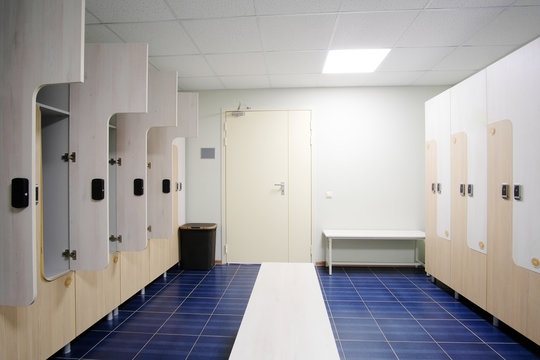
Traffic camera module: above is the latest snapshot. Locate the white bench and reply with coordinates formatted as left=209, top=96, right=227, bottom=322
left=229, top=263, right=339, bottom=360
left=323, top=230, right=426, bottom=275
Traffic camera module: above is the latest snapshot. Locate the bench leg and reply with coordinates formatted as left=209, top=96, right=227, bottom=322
left=328, top=238, right=332, bottom=276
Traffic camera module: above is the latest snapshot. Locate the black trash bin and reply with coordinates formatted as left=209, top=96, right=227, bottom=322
left=179, top=223, right=217, bottom=270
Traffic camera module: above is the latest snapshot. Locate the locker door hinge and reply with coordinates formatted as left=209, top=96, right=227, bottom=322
left=109, top=158, right=122, bottom=166
left=62, top=249, right=77, bottom=260
left=147, top=225, right=152, bottom=232
left=225, top=244, right=228, bottom=254
left=147, top=162, right=152, bottom=169
left=109, top=235, right=123, bottom=243
left=61, top=152, right=76, bottom=162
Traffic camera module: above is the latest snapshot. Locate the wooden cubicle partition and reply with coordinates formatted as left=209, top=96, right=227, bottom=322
left=0, top=0, right=84, bottom=307
left=69, top=43, right=148, bottom=272
left=116, top=71, right=178, bottom=252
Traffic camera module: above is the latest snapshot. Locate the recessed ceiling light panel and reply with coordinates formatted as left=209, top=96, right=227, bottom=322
left=323, top=49, right=391, bottom=74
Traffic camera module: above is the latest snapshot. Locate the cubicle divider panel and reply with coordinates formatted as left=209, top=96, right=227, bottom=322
left=116, top=71, right=178, bottom=252
left=69, top=43, right=148, bottom=271
left=486, top=120, right=528, bottom=334
left=0, top=0, right=84, bottom=306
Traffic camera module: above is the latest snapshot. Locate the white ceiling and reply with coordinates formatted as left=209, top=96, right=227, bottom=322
left=85, top=0, right=540, bottom=91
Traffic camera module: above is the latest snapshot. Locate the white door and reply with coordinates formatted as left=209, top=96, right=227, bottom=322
left=225, top=110, right=311, bottom=263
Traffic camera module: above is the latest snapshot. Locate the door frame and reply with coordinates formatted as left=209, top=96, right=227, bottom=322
left=220, top=109, right=313, bottom=264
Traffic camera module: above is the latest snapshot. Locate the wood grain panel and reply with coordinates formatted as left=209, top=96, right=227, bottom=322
left=69, top=43, right=148, bottom=271
left=450, top=132, right=486, bottom=308
left=0, top=0, right=84, bottom=306
left=75, top=253, right=121, bottom=336
left=150, top=145, right=181, bottom=279
left=116, top=71, right=177, bottom=252
left=424, top=141, right=437, bottom=276
left=120, top=248, right=150, bottom=303
left=147, top=94, right=192, bottom=239
left=177, top=92, right=199, bottom=137
left=486, top=120, right=528, bottom=334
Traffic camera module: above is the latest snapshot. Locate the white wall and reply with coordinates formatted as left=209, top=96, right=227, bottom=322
left=186, top=86, right=446, bottom=263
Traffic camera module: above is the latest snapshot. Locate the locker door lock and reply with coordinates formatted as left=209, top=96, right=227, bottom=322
left=436, top=183, right=441, bottom=194
left=467, top=184, right=474, bottom=197
left=459, top=184, right=466, bottom=197
left=431, top=183, right=436, bottom=193
left=501, top=183, right=509, bottom=199
left=514, top=184, right=522, bottom=201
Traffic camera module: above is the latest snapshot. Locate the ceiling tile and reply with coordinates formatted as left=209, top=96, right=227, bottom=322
left=464, top=6, right=540, bottom=46
left=254, top=0, right=341, bottom=15
left=183, top=17, right=262, bottom=53
left=397, top=8, right=503, bottom=47
left=340, top=0, right=429, bottom=11
left=378, top=47, right=455, bottom=71
left=85, top=11, right=101, bottom=24
left=427, top=0, right=515, bottom=8
left=434, top=45, right=515, bottom=70
left=165, top=0, right=255, bottom=19
left=85, top=0, right=175, bottom=23
left=220, top=75, right=271, bottom=89
left=108, top=21, right=198, bottom=56
left=265, top=51, right=327, bottom=74
left=85, top=24, right=124, bottom=43
left=331, top=12, right=419, bottom=49
left=178, top=76, right=224, bottom=91
left=150, top=55, right=214, bottom=76
left=149, top=63, right=160, bottom=72
left=413, top=69, right=475, bottom=85
left=360, top=71, right=425, bottom=86
left=206, top=53, right=266, bottom=76
left=269, top=74, right=323, bottom=88
left=259, top=14, right=336, bottom=51
left=513, top=0, right=540, bottom=4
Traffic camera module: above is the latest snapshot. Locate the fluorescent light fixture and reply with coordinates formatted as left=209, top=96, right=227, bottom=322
left=323, top=49, right=391, bottom=74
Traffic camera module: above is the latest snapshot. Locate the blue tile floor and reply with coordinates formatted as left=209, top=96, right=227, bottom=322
left=50, top=264, right=540, bottom=360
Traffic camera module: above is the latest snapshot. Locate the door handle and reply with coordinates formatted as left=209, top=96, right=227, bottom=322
left=274, top=182, right=285, bottom=196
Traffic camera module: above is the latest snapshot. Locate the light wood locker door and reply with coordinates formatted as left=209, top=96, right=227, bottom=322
left=150, top=145, right=181, bottom=280
left=177, top=92, right=199, bottom=137
left=449, top=71, right=487, bottom=308
left=488, top=38, right=540, bottom=274
left=425, top=91, right=452, bottom=286
left=487, top=37, right=540, bottom=344
left=0, top=0, right=84, bottom=306
left=69, top=43, right=148, bottom=271
left=116, top=71, right=178, bottom=252
left=450, top=133, right=487, bottom=308
left=486, top=120, right=528, bottom=335
left=425, top=141, right=437, bottom=276
left=147, top=93, right=194, bottom=240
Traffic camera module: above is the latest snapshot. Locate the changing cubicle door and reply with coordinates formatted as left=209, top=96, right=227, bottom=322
left=109, top=122, right=118, bottom=253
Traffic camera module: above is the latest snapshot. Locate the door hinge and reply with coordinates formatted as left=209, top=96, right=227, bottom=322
left=109, top=235, right=122, bottom=243
left=109, top=158, right=122, bottom=166
left=225, top=244, right=228, bottom=254
left=147, top=162, right=151, bottom=169
left=147, top=225, right=152, bottom=232
left=62, top=249, right=77, bottom=260
left=61, top=152, right=76, bottom=162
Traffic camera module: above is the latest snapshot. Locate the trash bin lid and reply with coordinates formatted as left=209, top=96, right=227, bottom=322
left=180, top=223, right=217, bottom=230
